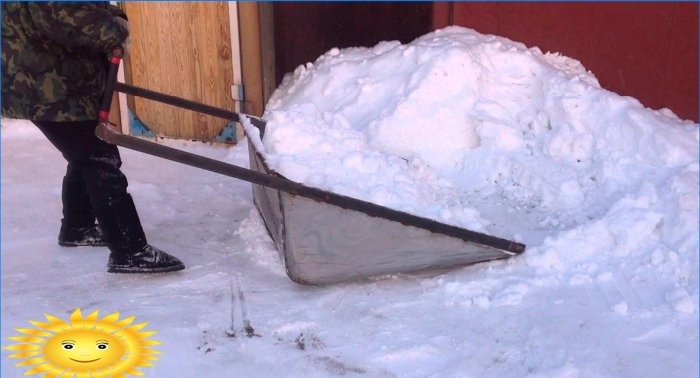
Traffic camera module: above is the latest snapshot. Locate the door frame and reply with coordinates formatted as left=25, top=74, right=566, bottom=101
left=117, top=2, right=275, bottom=135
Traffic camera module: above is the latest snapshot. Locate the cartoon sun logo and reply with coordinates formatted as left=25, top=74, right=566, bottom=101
left=5, top=308, right=161, bottom=377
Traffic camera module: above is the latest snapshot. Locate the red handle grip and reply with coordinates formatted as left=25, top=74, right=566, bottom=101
left=99, top=47, right=124, bottom=123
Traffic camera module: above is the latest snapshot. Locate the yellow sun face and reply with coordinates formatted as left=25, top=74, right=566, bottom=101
left=5, top=308, right=161, bottom=377
left=43, top=329, right=125, bottom=370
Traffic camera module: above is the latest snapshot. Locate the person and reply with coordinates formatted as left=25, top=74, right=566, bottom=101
left=1, top=2, right=185, bottom=273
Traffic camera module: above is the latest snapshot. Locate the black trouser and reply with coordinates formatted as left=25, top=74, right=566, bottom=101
left=33, top=120, right=147, bottom=254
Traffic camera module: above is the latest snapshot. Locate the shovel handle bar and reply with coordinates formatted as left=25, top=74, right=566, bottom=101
left=99, top=47, right=123, bottom=123
left=114, top=82, right=267, bottom=132
left=99, top=62, right=525, bottom=254
left=95, top=123, right=525, bottom=255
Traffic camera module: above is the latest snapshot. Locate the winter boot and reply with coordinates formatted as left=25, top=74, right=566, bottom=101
left=58, top=169, right=107, bottom=247
left=94, top=194, right=185, bottom=274
left=107, top=245, right=185, bottom=273
left=58, top=221, right=107, bottom=247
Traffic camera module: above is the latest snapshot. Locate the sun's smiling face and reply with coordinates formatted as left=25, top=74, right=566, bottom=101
left=44, top=329, right=125, bottom=370
left=5, top=308, right=161, bottom=377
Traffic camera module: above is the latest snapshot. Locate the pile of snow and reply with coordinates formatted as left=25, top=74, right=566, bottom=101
left=248, top=25, right=698, bottom=312
left=254, top=26, right=697, bottom=240
left=249, top=27, right=698, bottom=274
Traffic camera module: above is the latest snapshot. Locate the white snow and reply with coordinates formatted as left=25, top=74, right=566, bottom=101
left=2, top=26, right=698, bottom=377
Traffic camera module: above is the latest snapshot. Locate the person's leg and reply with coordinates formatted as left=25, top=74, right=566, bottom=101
left=33, top=120, right=106, bottom=246
left=57, top=165, right=108, bottom=246
left=32, top=120, right=184, bottom=273
left=61, top=165, right=97, bottom=228
left=75, top=133, right=185, bottom=273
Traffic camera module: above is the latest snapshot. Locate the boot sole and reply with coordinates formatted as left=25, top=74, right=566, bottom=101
left=107, top=263, right=185, bottom=274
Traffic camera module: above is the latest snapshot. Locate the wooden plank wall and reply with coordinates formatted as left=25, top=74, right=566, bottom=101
left=124, top=2, right=236, bottom=140
left=434, top=2, right=699, bottom=122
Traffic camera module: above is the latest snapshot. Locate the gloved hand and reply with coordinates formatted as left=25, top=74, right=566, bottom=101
left=114, top=17, right=131, bottom=58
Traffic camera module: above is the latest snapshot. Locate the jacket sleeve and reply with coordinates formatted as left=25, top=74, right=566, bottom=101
left=26, top=2, right=128, bottom=54
left=106, top=3, right=128, bottom=21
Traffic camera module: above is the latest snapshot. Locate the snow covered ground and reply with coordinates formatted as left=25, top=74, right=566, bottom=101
left=2, top=26, right=699, bottom=377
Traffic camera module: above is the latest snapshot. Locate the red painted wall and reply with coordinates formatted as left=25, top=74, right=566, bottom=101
left=434, top=2, right=698, bottom=122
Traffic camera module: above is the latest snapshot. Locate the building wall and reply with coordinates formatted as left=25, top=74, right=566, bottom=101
left=435, top=2, right=698, bottom=122
left=273, top=2, right=434, bottom=86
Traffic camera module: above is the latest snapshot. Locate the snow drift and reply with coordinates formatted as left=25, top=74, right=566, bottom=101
left=251, top=25, right=698, bottom=313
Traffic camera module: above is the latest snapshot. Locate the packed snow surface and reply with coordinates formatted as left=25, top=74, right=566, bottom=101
left=3, top=27, right=698, bottom=377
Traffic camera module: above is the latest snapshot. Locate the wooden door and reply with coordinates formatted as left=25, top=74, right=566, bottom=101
left=124, top=2, right=238, bottom=141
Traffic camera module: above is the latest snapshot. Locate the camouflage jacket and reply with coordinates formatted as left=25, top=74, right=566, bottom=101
left=1, top=2, right=128, bottom=122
